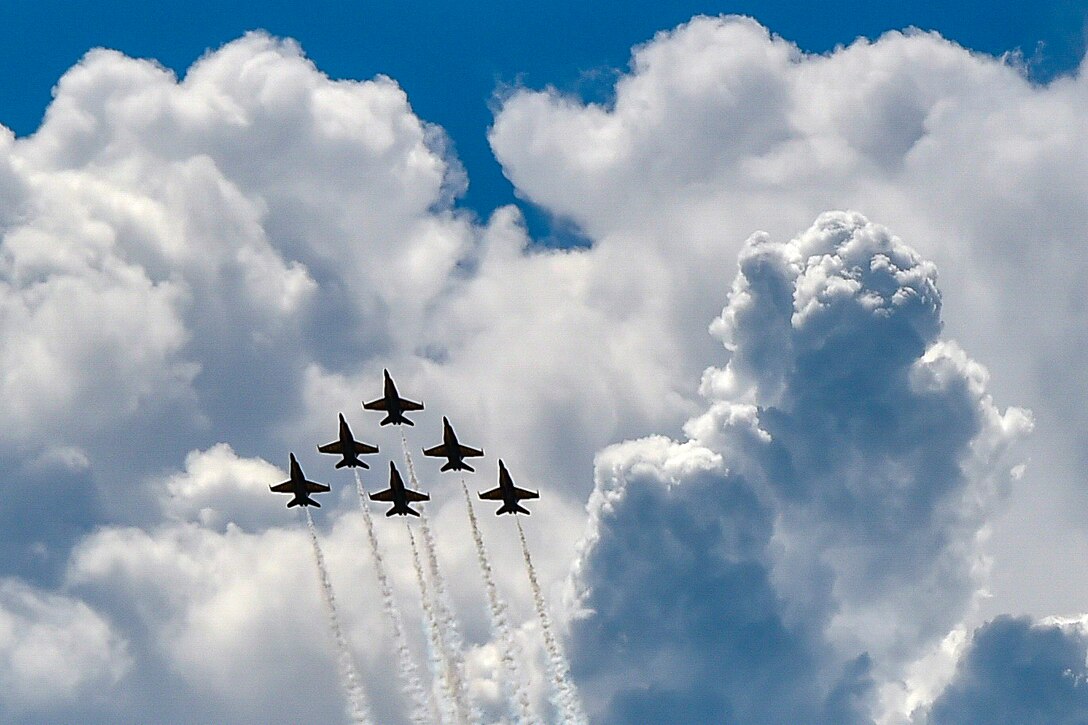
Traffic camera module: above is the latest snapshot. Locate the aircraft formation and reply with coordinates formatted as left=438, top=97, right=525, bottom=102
left=269, top=369, right=540, bottom=515
left=268, top=370, right=587, bottom=725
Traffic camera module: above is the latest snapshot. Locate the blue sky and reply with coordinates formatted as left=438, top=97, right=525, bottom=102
left=1, top=0, right=1085, bottom=235
left=1, top=3, right=1088, bottom=724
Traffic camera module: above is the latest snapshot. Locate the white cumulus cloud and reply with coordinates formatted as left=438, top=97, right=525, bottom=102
left=490, top=12, right=1088, bottom=625
left=567, top=213, right=1029, bottom=723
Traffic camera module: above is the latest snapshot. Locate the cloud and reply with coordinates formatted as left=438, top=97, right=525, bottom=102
left=0, top=580, right=130, bottom=716
left=158, top=443, right=292, bottom=532
left=0, top=31, right=490, bottom=721
left=924, top=616, right=1088, bottom=724
left=65, top=516, right=382, bottom=724
left=567, top=213, right=1029, bottom=723
left=490, top=10, right=1088, bottom=628
left=0, top=31, right=479, bottom=463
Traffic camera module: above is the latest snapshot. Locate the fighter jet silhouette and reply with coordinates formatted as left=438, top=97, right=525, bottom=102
left=362, top=369, right=424, bottom=426
left=478, top=460, right=539, bottom=515
left=317, top=413, right=379, bottom=469
left=269, top=453, right=331, bottom=507
left=369, top=461, right=430, bottom=516
left=423, top=417, right=484, bottom=472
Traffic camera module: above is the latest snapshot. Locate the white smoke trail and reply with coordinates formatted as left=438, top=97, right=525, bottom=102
left=461, top=477, right=537, bottom=725
left=401, top=432, right=476, bottom=724
left=408, top=522, right=460, bottom=724
left=354, top=470, right=434, bottom=725
left=418, top=512, right=474, bottom=721
left=304, top=508, right=373, bottom=725
left=516, top=517, right=587, bottom=725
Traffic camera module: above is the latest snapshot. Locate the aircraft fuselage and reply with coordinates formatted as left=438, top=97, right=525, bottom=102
left=442, top=422, right=466, bottom=468
left=338, top=418, right=361, bottom=467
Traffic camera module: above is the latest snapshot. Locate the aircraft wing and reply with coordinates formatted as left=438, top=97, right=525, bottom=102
left=306, top=481, right=331, bottom=493
left=478, top=487, right=503, bottom=500
left=512, top=487, right=539, bottom=500
left=369, top=488, right=395, bottom=502
left=317, top=441, right=342, bottom=454
left=353, top=441, right=379, bottom=455
left=362, top=398, right=388, bottom=411
left=270, top=481, right=294, bottom=493
left=422, top=444, right=448, bottom=457
left=404, top=490, right=430, bottom=502
left=399, top=398, right=424, bottom=411
left=458, top=444, right=484, bottom=458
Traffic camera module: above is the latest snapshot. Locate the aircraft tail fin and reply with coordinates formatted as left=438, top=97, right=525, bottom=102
left=335, top=459, right=349, bottom=469
left=384, top=504, right=420, bottom=517
left=497, top=502, right=530, bottom=516
left=440, top=461, right=474, bottom=472
left=382, top=413, right=414, bottom=426
left=287, top=499, right=300, bottom=508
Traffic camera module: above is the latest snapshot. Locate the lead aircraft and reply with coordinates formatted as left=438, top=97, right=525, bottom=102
left=423, top=417, right=484, bottom=472
left=363, top=369, right=424, bottom=426
left=479, top=460, right=539, bottom=515
left=369, top=461, right=430, bottom=516
left=317, top=413, right=379, bottom=468
left=270, top=453, right=331, bottom=508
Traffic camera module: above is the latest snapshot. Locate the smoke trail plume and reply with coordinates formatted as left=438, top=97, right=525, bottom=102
left=401, top=432, right=476, bottom=724
left=354, top=470, right=434, bottom=725
left=516, top=517, right=587, bottom=725
left=461, top=477, right=536, bottom=724
left=304, top=508, right=373, bottom=725
left=408, top=522, right=461, bottom=724
left=418, top=512, right=474, bottom=722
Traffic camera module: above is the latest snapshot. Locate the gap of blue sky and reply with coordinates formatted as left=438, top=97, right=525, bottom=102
left=1, top=0, right=1084, bottom=242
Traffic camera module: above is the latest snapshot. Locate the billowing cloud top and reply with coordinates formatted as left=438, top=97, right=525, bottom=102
left=569, top=212, right=1030, bottom=723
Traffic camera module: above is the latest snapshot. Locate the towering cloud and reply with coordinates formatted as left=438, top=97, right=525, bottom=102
left=568, top=213, right=1030, bottom=723
left=488, top=18, right=1088, bottom=558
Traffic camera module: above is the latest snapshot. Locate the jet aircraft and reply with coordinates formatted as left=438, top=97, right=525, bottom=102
left=270, top=453, right=331, bottom=508
left=369, top=461, right=430, bottom=516
left=479, top=460, right=539, bottom=515
left=363, top=369, right=424, bottom=426
left=423, top=417, right=484, bottom=472
left=317, top=413, right=380, bottom=469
